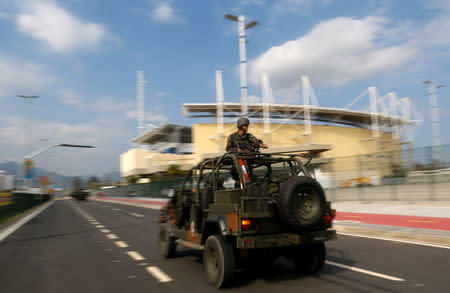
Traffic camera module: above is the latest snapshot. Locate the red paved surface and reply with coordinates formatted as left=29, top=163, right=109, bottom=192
left=94, top=197, right=450, bottom=231
left=335, top=212, right=450, bottom=231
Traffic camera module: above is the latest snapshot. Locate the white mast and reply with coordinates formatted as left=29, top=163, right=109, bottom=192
left=137, top=70, right=145, bottom=137
left=215, top=70, right=225, bottom=150
left=425, top=80, right=443, bottom=164
left=238, top=15, right=248, bottom=117
left=261, top=72, right=273, bottom=146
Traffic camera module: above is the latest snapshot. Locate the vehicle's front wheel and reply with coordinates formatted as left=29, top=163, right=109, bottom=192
left=291, top=242, right=326, bottom=274
left=160, top=224, right=176, bottom=258
left=203, top=235, right=235, bottom=288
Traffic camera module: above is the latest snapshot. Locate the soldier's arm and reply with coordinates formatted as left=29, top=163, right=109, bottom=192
left=226, top=135, right=238, bottom=152
left=248, top=134, right=261, bottom=147
left=249, top=134, right=268, bottom=149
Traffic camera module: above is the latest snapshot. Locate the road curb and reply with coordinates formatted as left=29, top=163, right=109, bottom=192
left=334, top=224, right=450, bottom=249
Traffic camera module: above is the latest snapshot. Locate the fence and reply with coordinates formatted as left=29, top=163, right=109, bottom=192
left=319, top=144, right=450, bottom=201
left=0, top=192, right=51, bottom=223
left=96, top=178, right=184, bottom=198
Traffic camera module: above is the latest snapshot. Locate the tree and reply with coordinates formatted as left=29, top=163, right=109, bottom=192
left=88, top=176, right=100, bottom=190
left=167, top=165, right=186, bottom=176
left=72, top=177, right=82, bottom=191
left=102, top=176, right=113, bottom=186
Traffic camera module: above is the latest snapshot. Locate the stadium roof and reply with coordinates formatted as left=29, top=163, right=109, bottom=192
left=183, top=103, right=411, bottom=128
left=133, top=124, right=191, bottom=145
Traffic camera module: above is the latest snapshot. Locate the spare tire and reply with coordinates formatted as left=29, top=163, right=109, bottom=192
left=277, top=176, right=326, bottom=230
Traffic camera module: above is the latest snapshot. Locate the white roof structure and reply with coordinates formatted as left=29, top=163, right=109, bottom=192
left=183, top=72, right=422, bottom=146
left=183, top=102, right=409, bottom=128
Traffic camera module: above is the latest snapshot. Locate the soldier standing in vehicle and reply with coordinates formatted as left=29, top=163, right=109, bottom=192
left=226, top=118, right=267, bottom=152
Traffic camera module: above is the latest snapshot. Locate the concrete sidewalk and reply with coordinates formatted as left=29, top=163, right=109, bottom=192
left=332, top=201, right=450, bottom=247
left=333, top=201, right=450, bottom=218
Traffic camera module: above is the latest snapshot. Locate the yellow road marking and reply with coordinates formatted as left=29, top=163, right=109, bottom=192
left=407, top=220, right=433, bottom=223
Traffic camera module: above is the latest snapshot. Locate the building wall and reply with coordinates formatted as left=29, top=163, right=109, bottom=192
left=120, top=149, right=150, bottom=177
left=146, top=153, right=198, bottom=173
left=192, top=123, right=400, bottom=159
left=120, top=149, right=198, bottom=178
left=121, top=123, right=401, bottom=179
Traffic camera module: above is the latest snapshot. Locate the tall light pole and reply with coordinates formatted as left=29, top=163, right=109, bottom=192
left=424, top=81, right=445, bottom=166
left=17, top=95, right=38, bottom=186
left=136, top=71, right=145, bottom=137
left=225, top=14, right=259, bottom=117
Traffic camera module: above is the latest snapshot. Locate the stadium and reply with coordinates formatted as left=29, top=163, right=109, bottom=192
left=120, top=72, right=421, bottom=186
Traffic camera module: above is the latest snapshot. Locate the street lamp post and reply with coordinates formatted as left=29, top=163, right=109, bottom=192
left=424, top=81, right=446, bottom=167
left=225, top=14, right=259, bottom=117
left=17, top=95, right=38, bottom=186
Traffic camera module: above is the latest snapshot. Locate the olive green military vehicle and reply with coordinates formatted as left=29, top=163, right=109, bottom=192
left=159, top=151, right=336, bottom=288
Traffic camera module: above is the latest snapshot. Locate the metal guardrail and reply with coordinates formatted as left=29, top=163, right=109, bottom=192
left=0, top=192, right=50, bottom=223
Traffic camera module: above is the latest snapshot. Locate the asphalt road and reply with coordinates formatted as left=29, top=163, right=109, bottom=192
left=0, top=199, right=449, bottom=293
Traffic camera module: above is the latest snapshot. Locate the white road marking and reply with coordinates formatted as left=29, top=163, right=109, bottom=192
left=130, top=213, right=144, bottom=218
left=126, top=251, right=145, bottom=261
left=115, top=241, right=129, bottom=248
left=91, top=222, right=100, bottom=225
left=95, top=225, right=104, bottom=228
left=0, top=201, right=54, bottom=243
left=325, top=261, right=405, bottom=281
left=106, top=234, right=118, bottom=239
left=338, top=232, right=450, bottom=250
left=146, top=266, right=172, bottom=283
left=113, top=208, right=120, bottom=211
left=100, top=229, right=111, bottom=233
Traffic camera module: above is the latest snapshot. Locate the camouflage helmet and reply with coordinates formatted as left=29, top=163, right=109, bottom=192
left=237, top=117, right=250, bottom=129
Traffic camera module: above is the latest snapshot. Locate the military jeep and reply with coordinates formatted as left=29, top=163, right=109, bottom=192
left=159, top=151, right=336, bottom=288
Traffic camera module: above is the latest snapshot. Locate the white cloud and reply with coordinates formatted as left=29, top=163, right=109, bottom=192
left=150, top=1, right=181, bottom=23
left=125, top=109, right=168, bottom=123
left=58, top=89, right=133, bottom=112
left=0, top=53, right=53, bottom=97
left=232, top=0, right=265, bottom=12
left=16, top=1, right=115, bottom=53
left=419, top=9, right=450, bottom=49
left=58, top=88, right=84, bottom=107
left=249, top=16, right=417, bottom=90
left=248, top=95, right=261, bottom=103
left=93, top=97, right=134, bottom=112
left=0, top=114, right=132, bottom=175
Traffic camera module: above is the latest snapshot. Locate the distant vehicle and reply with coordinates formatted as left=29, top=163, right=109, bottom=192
left=72, top=189, right=89, bottom=201
left=159, top=150, right=336, bottom=288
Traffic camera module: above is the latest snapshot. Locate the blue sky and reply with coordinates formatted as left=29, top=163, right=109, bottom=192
left=0, top=0, right=449, bottom=176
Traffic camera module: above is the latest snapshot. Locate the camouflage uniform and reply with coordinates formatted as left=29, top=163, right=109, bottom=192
left=226, top=132, right=261, bottom=152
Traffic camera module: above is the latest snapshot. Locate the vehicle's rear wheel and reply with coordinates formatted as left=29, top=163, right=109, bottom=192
left=160, top=224, right=176, bottom=258
left=278, top=176, right=327, bottom=230
left=203, top=235, right=235, bottom=288
left=291, top=242, right=326, bottom=274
